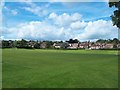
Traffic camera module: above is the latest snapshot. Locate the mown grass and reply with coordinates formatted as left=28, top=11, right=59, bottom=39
left=2, top=49, right=118, bottom=88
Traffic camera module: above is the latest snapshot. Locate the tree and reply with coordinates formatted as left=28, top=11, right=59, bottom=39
left=2, top=40, right=9, bottom=48
left=61, top=42, right=69, bottom=49
left=112, top=38, right=119, bottom=44
left=109, top=0, right=120, bottom=28
left=46, top=41, right=54, bottom=49
left=67, top=39, right=79, bottom=43
left=96, top=39, right=106, bottom=43
left=13, top=40, right=17, bottom=48
left=16, top=39, right=28, bottom=48
left=34, top=43, right=40, bottom=49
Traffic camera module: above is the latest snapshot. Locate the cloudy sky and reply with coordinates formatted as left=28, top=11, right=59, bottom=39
left=1, top=1, right=118, bottom=41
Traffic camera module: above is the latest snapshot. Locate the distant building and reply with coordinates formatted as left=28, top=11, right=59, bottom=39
left=1, top=39, right=120, bottom=50
left=104, top=44, right=114, bottom=49
left=53, top=43, right=62, bottom=49
left=117, top=44, right=120, bottom=49
left=28, top=40, right=35, bottom=48
left=78, top=42, right=89, bottom=49
left=89, top=45, right=101, bottom=50
left=67, top=43, right=79, bottom=49
left=40, top=42, right=47, bottom=49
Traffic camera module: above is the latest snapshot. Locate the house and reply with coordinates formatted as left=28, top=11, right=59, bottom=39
left=89, top=43, right=106, bottom=50
left=53, top=42, right=69, bottom=49
left=103, top=44, right=114, bottom=49
left=53, top=43, right=62, bottom=49
left=117, top=44, right=120, bottom=49
left=78, top=44, right=84, bottom=49
left=89, top=44, right=101, bottom=50
left=67, top=43, right=79, bottom=49
left=28, top=40, right=35, bottom=48
left=61, top=42, right=69, bottom=49
left=78, top=42, right=89, bottom=49
left=40, top=42, right=47, bottom=49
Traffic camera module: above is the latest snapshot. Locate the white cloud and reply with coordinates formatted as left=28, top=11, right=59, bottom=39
left=49, top=12, right=82, bottom=27
left=22, top=2, right=49, bottom=17
left=71, top=13, right=82, bottom=21
left=76, top=20, right=118, bottom=40
left=49, top=12, right=57, bottom=19
left=3, top=6, right=18, bottom=16
left=70, top=21, right=87, bottom=30
left=4, top=21, right=66, bottom=40
left=2, top=13, right=118, bottom=41
left=0, top=36, right=4, bottom=40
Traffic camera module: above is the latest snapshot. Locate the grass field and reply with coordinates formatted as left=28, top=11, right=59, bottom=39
left=2, top=49, right=118, bottom=88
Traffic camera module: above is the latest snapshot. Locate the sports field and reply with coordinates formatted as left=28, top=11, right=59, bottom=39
left=2, top=49, right=118, bottom=88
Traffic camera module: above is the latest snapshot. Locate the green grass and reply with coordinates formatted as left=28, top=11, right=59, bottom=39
left=2, top=49, right=118, bottom=88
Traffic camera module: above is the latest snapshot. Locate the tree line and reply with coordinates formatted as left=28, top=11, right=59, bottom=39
left=1, top=38, right=120, bottom=49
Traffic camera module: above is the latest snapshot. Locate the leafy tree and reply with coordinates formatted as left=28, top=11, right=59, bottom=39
left=21, top=39, right=27, bottom=46
left=109, top=0, right=120, bottom=28
left=16, top=39, right=28, bottom=48
left=67, top=39, right=79, bottom=43
left=96, top=39, right=107, bottom=43
left=107, top=39, right=113, bottom=43
left=13, top=40, right=17, bottom=47
left=112, top=38, right=119, bottom=44
left=34, top=43, right=40, bottom=49
left=2, top=40, right=9, bottom=48
left=46, top=41, right=54, bottom=49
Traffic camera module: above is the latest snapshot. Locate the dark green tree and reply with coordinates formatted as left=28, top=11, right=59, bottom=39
left=109, top=0, right=120, bottom=28
left=96, top=39, right=106, bottom=43
left=112, top=38, right=119, bottom=44
left=67, top=39, right=79, bottom=43
left=46, top=41, right=54, bottom=49
left=16, top=39, right=28, bottom=48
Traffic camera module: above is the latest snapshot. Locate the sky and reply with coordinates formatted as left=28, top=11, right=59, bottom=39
left=0, top=0, right=119, bottom=41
